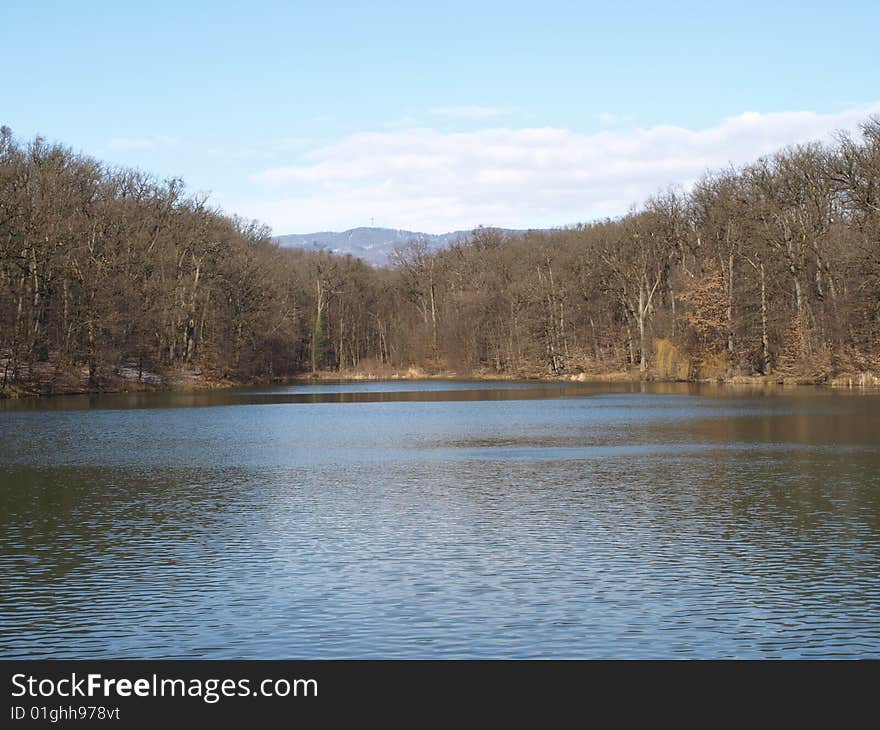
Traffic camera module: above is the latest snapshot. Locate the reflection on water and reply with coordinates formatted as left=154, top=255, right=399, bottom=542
left=1, top=381, right=879, bottom=658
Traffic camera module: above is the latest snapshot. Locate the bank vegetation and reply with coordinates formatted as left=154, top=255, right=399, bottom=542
left=2, top=118, right=879, bottom=395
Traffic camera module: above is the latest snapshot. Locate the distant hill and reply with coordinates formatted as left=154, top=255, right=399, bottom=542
left=274, top=227, right=522, bottom=266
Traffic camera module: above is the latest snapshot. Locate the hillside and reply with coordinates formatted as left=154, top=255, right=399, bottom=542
left=2, top=118, right=879, bottom=396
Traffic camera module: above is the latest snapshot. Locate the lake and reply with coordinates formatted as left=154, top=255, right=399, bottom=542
left=1, top=380, right=879, bottom=658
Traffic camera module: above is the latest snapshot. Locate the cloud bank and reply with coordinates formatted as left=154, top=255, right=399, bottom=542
left=242, top=103, right=880, bottom=235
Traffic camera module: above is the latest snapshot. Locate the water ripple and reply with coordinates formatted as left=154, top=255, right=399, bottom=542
left=1, top=381, right=879, bottom=658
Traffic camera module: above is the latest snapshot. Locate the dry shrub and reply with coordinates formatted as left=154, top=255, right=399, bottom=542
left=697, top=351, right=729, bottom=380
left=654, top=338, right=691, bottom=380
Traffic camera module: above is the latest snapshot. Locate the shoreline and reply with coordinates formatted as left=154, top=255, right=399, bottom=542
left=3, top=365, right=879, bottom=399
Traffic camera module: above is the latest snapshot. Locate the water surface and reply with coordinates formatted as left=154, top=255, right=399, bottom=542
left=1, top=380, right=879, bottom=658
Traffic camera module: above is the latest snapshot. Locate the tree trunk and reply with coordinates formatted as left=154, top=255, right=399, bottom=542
left=638, top=287, right=647, bottom=373
left=727, top=253, right=734, bottom=354
left=760, top=261, right=770, bottom=374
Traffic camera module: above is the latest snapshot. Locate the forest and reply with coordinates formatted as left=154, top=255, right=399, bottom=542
left=1, top=118, right=879, bottom=395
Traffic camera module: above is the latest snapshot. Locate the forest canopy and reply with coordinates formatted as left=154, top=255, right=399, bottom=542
left=1, top=118, right=879, bottom=394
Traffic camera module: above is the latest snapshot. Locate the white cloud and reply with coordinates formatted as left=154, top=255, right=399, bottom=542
left=108, top=135, right=178, bottom=151
left=239, top=103, right=880, bottom=234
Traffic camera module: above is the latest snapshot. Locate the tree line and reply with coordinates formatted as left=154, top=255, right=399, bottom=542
left=1, top=118, right=878, bottom=394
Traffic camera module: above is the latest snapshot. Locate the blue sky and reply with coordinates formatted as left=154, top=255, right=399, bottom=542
left=3, top=1, right=879, bottom=233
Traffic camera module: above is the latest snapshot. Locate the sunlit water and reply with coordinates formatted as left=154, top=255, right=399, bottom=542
left=1, top=380, right=879, bottom=658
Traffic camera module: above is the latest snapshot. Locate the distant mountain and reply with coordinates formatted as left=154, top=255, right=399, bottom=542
left=274, top=227, right=521, bottom=266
